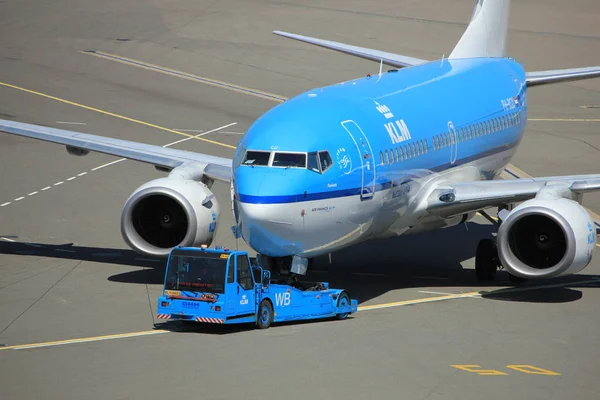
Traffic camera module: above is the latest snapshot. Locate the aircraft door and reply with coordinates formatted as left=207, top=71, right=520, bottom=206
left=448, top=121, right=458, bottom=165
left=234, top=254, right=256, bottom=316
left=341, top=120, right=376, bottom=200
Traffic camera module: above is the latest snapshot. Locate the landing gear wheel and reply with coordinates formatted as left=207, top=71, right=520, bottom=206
left=475, top=239, right=498, bottom=281
left=336, top=291, right=351, bottom=320
left=256, top=300, right=273, bottom=329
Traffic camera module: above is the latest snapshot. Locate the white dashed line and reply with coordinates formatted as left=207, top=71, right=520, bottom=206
left=91, top=158, right=127, bottom=171
left=1, top=237, right=16, bottom=242
left=0, top=122, right=237, bottom=208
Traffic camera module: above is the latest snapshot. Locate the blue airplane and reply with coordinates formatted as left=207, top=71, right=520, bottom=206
left=2, top=0, right=600, bottom=282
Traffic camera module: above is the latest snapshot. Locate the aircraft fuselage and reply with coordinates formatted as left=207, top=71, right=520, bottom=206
left=233, top=57, right=527, bottom=258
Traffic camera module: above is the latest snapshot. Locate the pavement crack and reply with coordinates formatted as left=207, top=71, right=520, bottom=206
left=145, top=283, right=155, bottom=326
left=0, top=260, right=82, bottom=336
left=528, top=127, right=600, bottom=153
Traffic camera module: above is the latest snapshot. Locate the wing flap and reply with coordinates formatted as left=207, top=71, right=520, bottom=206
left=273, top=31, right=428, bottom=68
left=427, top=175, right=600, bottom=217
left=526, top=66, right=600, bottom=87
left=0, top=119, right=232, bottom=182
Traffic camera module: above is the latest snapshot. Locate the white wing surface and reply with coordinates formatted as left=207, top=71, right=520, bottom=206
left=426, top=175, right=600, bottom=218
left=0, top=119, right=233, bottom=182
left=273, top=31, right=428, bottom=68
left=526, top=66, right=600, bottom=87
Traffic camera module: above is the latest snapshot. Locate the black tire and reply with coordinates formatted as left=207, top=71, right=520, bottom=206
left=256, top=300, right=274, bottom=329
left=336, top=291, right=351, bottom=320
left=475, top=239, right=497, bottom=281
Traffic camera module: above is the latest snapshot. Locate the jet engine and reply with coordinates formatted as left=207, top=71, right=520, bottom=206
left=121, top=176, right=220, bottom=257
left=497, top=198, right=596, bottom=279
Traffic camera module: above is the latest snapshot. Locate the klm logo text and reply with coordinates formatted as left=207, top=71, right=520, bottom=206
left=385, top=119, right=412, bottom=144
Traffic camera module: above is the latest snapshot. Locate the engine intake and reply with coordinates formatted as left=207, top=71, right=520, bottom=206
left=497, top=198, right=596, bottom=279
left=121, top=177, right=220, bottom=257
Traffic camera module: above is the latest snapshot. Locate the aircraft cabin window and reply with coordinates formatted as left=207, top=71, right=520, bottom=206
left=395, top=148, right=400, bottom=162
left=318, top=151, right=333, bottom=172
left=385, top=150, right=390, bottom=165
left=272, top=152, right=306, bottom=168
left=243, top=150, right=271, bottom=166
left=424, top=139, right=429, bottom=153
left=402, top=146, right=407, bottom=159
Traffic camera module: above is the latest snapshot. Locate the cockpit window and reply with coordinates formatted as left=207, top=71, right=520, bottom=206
left=318, top=151, right=333, bottom=172
left=308, top=152, right=320, bottom=173
left=243, top=150, right=270, bottom=166
left=272, top=152, right=306, bottom=168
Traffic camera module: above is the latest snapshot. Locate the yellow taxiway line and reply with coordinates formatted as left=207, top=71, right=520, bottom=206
left=0, top=81, right=236, bottom=150
left=0, top=330, right=168, bottom=351
left=3, top=278, right=598, bottom=352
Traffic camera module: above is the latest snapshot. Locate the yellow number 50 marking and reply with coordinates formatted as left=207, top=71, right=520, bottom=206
left=506, top=365, right=561, bottom=376
left=452, top=364, right=560, bottom=376
left=451, top=365, right=508, bottom=376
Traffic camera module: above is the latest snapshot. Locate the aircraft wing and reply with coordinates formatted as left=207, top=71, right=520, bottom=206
left=526, top=66, right=600, bottom=87
left=273, top=31, right=428, bottom=68
left=0, top=119, right=233, bottom=182
left=426, top=174, right=600, bottom=219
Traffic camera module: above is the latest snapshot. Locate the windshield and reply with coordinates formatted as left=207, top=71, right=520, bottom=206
left=243, top=150, right=270, bottom=166
left=272, top=152, right=306, bottom=168
left=165, top=250, right=227, bottom=293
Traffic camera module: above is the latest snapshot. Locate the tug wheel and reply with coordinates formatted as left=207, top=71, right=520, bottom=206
left=336, top=291, right=351, bottom=320
left=256, top=300, right=273, bottom=329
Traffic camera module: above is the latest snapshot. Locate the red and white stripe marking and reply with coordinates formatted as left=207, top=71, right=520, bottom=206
left=195, top=317, right=224, bottom=324
left=156, top=314, right=171, bottom=319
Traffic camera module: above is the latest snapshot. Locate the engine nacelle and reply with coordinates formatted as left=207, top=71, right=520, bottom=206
left=121, top=177, right=220, bottom=257
left=497, top=198, right=596, bottom=279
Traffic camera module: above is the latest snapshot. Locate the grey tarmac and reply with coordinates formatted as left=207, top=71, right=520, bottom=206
left=1, top=1, right=599, bottom=399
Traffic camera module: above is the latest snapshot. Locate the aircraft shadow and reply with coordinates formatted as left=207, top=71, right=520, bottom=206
left=1, top=221, right=598, bottom=304
left=308, top=222, right=599, bottom=304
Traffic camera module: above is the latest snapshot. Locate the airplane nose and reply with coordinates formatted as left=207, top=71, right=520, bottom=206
left=236, top=200, right=301, bottom=257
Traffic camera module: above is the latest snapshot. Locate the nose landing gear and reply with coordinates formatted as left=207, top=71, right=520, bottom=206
left=256, top=254, right=312, bottom=285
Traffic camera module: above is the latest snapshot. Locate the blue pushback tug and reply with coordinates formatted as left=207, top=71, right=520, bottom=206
left=156, top=246, right=358, bottom=329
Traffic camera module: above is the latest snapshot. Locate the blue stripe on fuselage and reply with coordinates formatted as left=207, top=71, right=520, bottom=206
left=237, top=140, right=520, bottom=204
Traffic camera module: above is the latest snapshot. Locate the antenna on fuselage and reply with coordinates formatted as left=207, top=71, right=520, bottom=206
left=376, top=58, right=383, bottom=82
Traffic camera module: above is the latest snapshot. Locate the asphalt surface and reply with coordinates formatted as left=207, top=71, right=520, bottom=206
left=1, top=1, right=600, bottom=399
